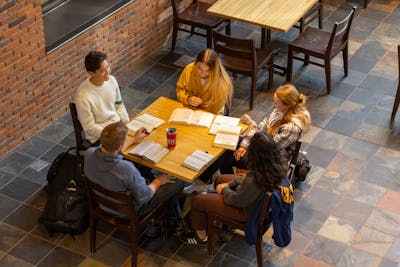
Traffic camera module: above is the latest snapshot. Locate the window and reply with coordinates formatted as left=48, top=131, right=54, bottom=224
left=42, top=0, right=133, bottom=52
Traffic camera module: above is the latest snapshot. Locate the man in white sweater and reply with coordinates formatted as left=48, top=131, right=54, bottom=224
left=75, top=51, right=132, bottom=145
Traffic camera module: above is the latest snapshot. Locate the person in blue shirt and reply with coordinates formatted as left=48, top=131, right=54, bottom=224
left=84, top=121, right=184, bottom=217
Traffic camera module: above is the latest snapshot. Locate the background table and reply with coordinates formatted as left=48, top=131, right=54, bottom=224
left=122, top=97, right=225, bottom=183
left=208, top=0, right=318, bottom=47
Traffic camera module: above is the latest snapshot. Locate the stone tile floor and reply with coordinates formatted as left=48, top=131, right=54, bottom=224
left=1, top=0, right=400, bottom=266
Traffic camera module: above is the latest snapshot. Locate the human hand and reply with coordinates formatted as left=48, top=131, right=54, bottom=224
left=234, top=147, right=247, bottom=161
left=240, top=114, right=256, bottom=127
left=133, top=127, right=149, bottom=143
left=216, top=183, right=229, bottom=194
left=154, top=174, right=176, bottom=186
left=188, top=96, right=203, bottom=107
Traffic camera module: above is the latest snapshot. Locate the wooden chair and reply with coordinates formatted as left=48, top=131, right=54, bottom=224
left=390, top=45, right=400, bottom=124
left=286, top=7, right=356, bottom=94
left=212, top=30, right=276, bottom=110
left=207, top=164, right=296, bottom=267
left=170, top=0, right=230, bottom=52
left=295, top=0, right=323, bottom=33
left=69, top=103, right=92, bottom=151
left=364, top=0, right=369, bottom=8
left=289, top=141, right=302, bottom=189
left=84, top=177, right=170, bottom=267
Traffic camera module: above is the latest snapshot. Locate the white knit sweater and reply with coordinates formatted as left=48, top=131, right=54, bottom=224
left=74, top=75, right=129, bottom=143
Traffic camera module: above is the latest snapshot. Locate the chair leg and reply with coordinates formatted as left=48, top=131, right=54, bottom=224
left=343, top=45, right=349, bottom=77
left=268, top=55, right=274, bottom=90
left=207, top=216, right=214, bottom=255
left=364, top=0, right=368, bottom=8
left=299, top=19, right=304, bottom=34
left=286, top=46, right=293, bottom=82
left=255, top=237, right=264, bottom=267
left=190, top=25, right=195, bottom=36
left=391, top=85, right=400, bottom=123
left=131, top=234, right=139, bottom=267
left=250, top=75, right=256, bottom=109
left=225, top=20, right=231, bottom=35
left=304, top=54, right=310, bottom=66
left=319, top=4, right=323, bottom=29
left=171, top=22, right=178, bottom=52
left=325, top=59, right=331, bottom=94
left=206, top=29, right=212, bottom=49
left=163, top=210, right=169, bottom=240
left=90, top=220, right=97, bottom=254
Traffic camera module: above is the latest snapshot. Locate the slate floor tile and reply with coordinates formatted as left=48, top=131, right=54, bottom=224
left=16, top=136, right=55, bottom=159
left=0, top=222, right=25, bottom=252
left=0, top=254, right=34, bottom=267
left=377, top=189, right=400, bottom=214
left=304, top=235, right=347, bottom=266
left=0, top=177, right=41, bottom=202
left=293, top=205, right=330, bottom=233
left=340, top=137, right=380, bottom=161
left=305, top=145, right=337, bottom=168
left=37, top=121, right=73, bottom=144
left=359, top=162, right=400, bottom=191
left=9, top=234, right=54, bottom=265
left=346, top=180, right=386, bottom=206
left=208, top=251, right=249, bottom=267
left=37, top=246, right=85, bottom=267
left=332, top=196, right=374, bottom=225
left=0, top=169, right=14, bottom=189
left=311, top=129, right=348, bottom=151
left=327, top=153, right=367, bottom=180
left=0, top=152, right=35, bottom=176
left=172, top=243, right=213, bottom=266
left=0, top=194, right=21, bottom=221
left=365, top=208, right=400, bottom=236
left=351, top=225, right=395, bottom=257
left=318, top=216, right=360, bottom=244
left=337, top=247, right=381, bottom=267
left=4, top=204, right=42, bottom=232
left=352, top=122, right=391, bottom=145
left=293, top=254, right=334, bottom=267
left=90, top=238, right=131, bottom=267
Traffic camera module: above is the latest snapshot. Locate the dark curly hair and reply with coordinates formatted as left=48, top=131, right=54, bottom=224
left=246, top=132, right=286, bottom=192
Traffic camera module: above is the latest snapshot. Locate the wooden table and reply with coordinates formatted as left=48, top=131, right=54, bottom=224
left=208, top=0, right=318, bottom=48
left=122, top=97, right=225, bottom=183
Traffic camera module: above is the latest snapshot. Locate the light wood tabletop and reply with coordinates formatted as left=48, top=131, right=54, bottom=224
left=207, top=0, right=318, bottom=33
left=122, top=97, right=225, bottom=183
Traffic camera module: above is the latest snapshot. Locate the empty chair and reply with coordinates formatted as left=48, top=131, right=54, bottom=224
left=84, top=177, right=170, bottom=267
left=390, top=45, right=400, bottom=124
left=295, top=0, right=323, bottom=33
left=69, top=102, right=92, bottom=151
left=286, top=7, right=356, bottom=94
left=212, top=30, right=275, bottom=109
left=170, top=0, right=230, bottom=51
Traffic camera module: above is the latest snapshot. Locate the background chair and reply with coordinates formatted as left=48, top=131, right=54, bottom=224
left=213, top=31, right=275, bottom=110
left=69, top=103, right=92, bottom=151
left=295, top=0, right=323, bottom=33
left=286, top=7, right=356, bottom=94
left=170, top=0, right=230, bottom=52
left=84, top=177, right=170, bottom=267
left=390, top=45, right=400, bottom=124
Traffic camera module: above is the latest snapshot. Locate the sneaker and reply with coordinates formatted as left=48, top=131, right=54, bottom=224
left=180, top=232, right=207, bottom=245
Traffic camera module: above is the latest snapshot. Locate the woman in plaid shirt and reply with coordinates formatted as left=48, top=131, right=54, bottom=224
left=221, top=84, right=311, bottom=174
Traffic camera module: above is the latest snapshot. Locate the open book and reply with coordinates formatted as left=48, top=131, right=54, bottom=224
left=169, top=108, right=215, bottom=128
left=127, top=114, right=165, bottom=135
left=128, top=141, right=169, bottom=164
left=214, top=132, right=240, bottom=151
left=209, top=115, right=241, bottom=135
left=182, top=150, right=214, bottom=172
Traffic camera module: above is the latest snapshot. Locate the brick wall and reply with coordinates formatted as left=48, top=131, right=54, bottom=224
left=0, top=0, right=190, bottom=157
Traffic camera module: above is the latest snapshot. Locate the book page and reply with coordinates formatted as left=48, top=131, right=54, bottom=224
left=209, top=115, right=240, bottom=134
left=191, top=110, right=215, bottom=128
left=136, top=113, right=165, bottom=128
left=142, top=143, right=169, bottom=164
left=169, top=108, right=193, bottom=125
left=216, top=125, right=242, bottom=135
left=182, top=150, right=214, bottom=171
left=128, top=141, right=155, bottom=156
left=127, top=120, right=154, bottom=135
left=214, top=133, right=239, bottom=151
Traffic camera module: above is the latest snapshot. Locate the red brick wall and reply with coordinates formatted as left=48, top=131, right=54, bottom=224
left=0, top=0, right=187, bottom=157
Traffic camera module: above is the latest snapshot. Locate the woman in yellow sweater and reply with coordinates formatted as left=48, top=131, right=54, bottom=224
left=176, top=49, right=233, bottom=114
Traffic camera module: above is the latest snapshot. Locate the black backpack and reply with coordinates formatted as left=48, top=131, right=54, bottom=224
left=294, top=152, right=311, bottom=182
left=39, top=148, right=89, bottom=237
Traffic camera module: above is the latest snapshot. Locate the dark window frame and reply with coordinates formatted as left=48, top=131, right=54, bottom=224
left=42, top=0, right=134, bottom=53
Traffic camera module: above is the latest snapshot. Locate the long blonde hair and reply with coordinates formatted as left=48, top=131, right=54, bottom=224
left=268, top=84, right=311, bottom=134
left=194, top=49, right=233, bottom=113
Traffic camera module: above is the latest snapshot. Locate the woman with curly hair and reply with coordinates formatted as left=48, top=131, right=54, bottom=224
left=184, top=132, right=286, bottom=244
left=176, top=48, right=233, bottom=114
left=220, top=84, right=311, bottom=174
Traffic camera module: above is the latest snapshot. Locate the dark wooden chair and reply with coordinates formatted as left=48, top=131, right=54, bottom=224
left=69, top=103, right=92, bottom=151
left=364, top=0, right=369, bottom=8
left=170, top=0, right=230, bottom=52
left=84, top=177, right=170, bottom=267
left=295, top=0, right=323, bottom=33
left=286, top=7, right=356, bottom=94
left=207, top=164, right=296, bottom=267
left=212, top=30, right=276, bottom=110
left=289, top=141, right=302, bottom=189
left=390, top=45, right=400, bottom=124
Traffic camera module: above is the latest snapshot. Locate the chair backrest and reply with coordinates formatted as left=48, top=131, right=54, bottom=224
left=84, top=176, right=137, bottom=227
left=327, top=6, right=356, bottom=53
left=257, top=191, right=272, bottom=236
left=212, top=30, right=257, bottom=74
left=171, top=0, right=197, bottom=17
left=69, top=102, right=90, bottom=151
